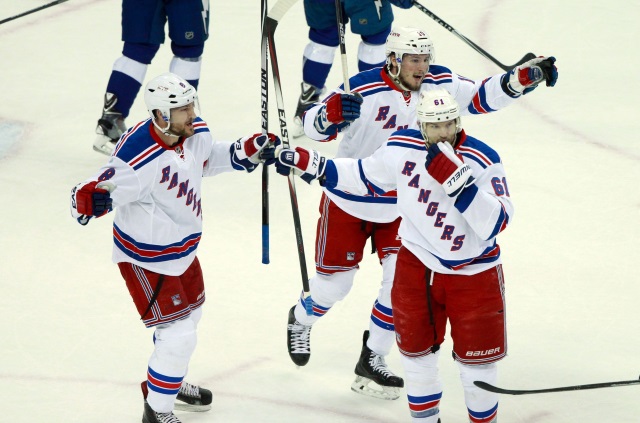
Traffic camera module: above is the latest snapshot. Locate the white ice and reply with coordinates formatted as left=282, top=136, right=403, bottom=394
left=1, top=1, right=639, bottom=422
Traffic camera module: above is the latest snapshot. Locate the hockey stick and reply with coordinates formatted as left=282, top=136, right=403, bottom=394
left=261, top=0, right=270, bottom=264
left=474, top=376, right=640, bottom=395
left=264, top=0, right=313, bottom=316
left=0, top=0, right=69, bottom=25
left=411, top=0, right=536, bottom=72
left=334, top=0, right=350, bottom=93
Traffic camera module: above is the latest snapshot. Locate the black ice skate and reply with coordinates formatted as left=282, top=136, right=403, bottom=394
left=351, top=330, right=404, bottom=400
left=287, top=305, right=312, bottom=366
left=93, top=92, right=127, bottom=155
left=142, top=400, right=182, bottom=423
left=292, top=82, right=324, bottom=138
left=175, top=382, right=212, bottom=412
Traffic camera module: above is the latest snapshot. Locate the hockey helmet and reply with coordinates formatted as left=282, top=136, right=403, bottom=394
left=385, top=27, right=435, bottom=70
left=417, top=88, right=461, bottom=144
left=144, top=73, right=199, bottom=134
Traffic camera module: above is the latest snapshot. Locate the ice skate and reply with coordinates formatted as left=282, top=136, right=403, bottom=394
left=351, top=330, right=404, bottom=400
left=142, top=400, right=182, bottom=423
left=141, top=380, right=212, bottom=414
left=292, top=82, right=323, bottom=138
left=175, top=381, right=212, bottom=412
left=287, top=305, right=312, bottom=366
left=93, top=92, right=127, bottom=155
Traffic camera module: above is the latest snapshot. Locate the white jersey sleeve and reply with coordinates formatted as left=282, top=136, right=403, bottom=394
left=423, top=65, right=518, bottom=115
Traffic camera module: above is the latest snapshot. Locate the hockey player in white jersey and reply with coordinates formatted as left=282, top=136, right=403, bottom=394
left=277, top=88, right=512, bottom=423
left=285, top=26, right=556, bottom=400
left=71, top=73, right=280, bottom=423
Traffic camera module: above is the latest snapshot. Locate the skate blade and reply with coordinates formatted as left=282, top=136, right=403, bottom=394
left=350, top=376, right=401, bottom=400
left=174, top=402, right=212, bottom=412
left=93, top=134, right=116, bottom=156
left=291, top=117, right=305, bottom=138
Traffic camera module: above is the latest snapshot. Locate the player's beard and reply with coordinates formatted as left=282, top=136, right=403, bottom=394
left=167, top=121, right=194, bottom=138
left=398, top=72, right=424, bottom=92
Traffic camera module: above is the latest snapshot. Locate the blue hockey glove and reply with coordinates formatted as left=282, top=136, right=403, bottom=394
left=389, top=0, right=414, bottom=9
left=275, top=147, right=327, bottom=184
left=231, top=133, right=281, bottom=172
left=314, top=92, right=363, bottom=135
left=425, top=142, right=474, bottom=197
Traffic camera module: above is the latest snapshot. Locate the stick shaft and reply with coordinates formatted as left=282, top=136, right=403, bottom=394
left=264, top=3, right=311, bottom=294
left=261, top=0, right=270, bottom=264
left=0, top=0, right=69, bottom=25
left=334, top=0, right=350, bottom=92
left=411, top=0, right=535, bottom=71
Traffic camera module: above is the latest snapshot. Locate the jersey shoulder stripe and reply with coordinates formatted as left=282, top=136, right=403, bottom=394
left=457, top=135, right=501, bottom=169
left=193, top=117, right=209, bottom=134
left=386, top=129, right=425, bottom=151
left=113, top=119, right=165, bottom=170
left=349, top=68, right=392, bottom=98
left=423, top=65, right=454, bottom=86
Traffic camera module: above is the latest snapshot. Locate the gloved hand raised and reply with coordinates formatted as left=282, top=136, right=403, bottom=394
left=425, top=142, right=474, bottom=197
left=314, top=92, right=363, bottom=135
left=231, top=133, right=281, bottom=172
left=275, top=147, right=327, bottom=184
left=73, top=181, right=114, bottom=218
left=507, top=56, right=558, bottom=94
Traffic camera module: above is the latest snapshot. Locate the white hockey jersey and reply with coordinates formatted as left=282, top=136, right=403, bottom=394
left=302, top=65, right=518, bottom=223
left=71, top=117, right=236, bottom=276
left=324, top=129, right=514, bottom=275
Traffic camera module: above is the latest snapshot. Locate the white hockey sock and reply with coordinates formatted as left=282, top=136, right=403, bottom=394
left=457, top=361, right=499, bottom=422
left=366, top=254, right=397, bottom=356
left=294, top=270, right=356, bottom=326
left=169, top=56, right=203, bottom=83
left=402, top=352, right=442, bottom=422
left=112, top=56, right=147, bottom=84
left=358, top=41, right=386, bottom=69
left=147, top=317, right=198, bottom=413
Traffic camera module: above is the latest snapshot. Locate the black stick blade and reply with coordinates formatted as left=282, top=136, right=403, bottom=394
left=474, top=377, right=640, bottom=396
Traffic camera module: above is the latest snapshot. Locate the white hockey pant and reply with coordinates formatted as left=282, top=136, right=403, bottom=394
left=147, top=308, right=201, bottom=413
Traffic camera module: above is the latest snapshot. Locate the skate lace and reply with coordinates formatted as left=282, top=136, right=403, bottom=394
left=368, top=353, right=396, bottom=378
left=288, top=321, right=311, bottom=353
left=179, top=382, right=200, bottom=399
left=155, top=411, right=181, bottom=423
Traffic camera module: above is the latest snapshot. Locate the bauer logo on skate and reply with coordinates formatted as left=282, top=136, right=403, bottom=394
left=159, top=165, right=203, bottom=217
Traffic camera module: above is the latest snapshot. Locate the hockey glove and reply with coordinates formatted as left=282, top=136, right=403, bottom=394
left=389, top=0, right=414, bottom=8
left=73, top=181, right=114, bottom=220
left=314, top=92, right=363, bottom=135
left=231, top=133, right=281, bottom=172
left=425, top=142, right=475, bottom=197
left=275, top=147, right=327, bottom=184
left=506, top=56, right=558, bottom=95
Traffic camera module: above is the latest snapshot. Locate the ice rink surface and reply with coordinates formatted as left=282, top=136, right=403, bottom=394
left=1, top=1, right=639, bottom=422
